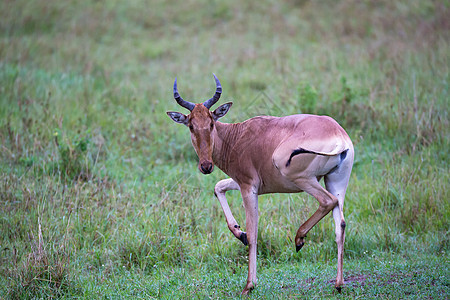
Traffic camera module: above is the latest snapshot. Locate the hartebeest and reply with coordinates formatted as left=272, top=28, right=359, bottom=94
left=167, top=74, right=354, bottom=295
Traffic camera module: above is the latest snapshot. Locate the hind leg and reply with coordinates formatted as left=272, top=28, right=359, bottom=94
left=324, top=150, right=353, bottom=291
left=294, top=178, right=339, bottom=251
left=327, top=184, right=346, bottom=291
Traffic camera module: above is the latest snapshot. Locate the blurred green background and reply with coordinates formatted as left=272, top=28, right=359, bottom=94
left=0, top=0, right=448, bottom=298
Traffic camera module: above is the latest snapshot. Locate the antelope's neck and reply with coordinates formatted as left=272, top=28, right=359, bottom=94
left=212, top=122, right=242, bottom=175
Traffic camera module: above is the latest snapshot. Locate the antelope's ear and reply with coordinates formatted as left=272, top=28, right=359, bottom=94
left=167, top=111, right=188, bottom=125
left=212, top=102, right=232, bottom=121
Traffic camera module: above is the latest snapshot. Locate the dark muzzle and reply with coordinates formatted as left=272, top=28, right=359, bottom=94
left=199, top=161, right=214, bottom=174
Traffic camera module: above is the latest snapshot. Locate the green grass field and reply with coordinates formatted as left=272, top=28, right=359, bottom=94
left=1, top=0, right=449, bottom=298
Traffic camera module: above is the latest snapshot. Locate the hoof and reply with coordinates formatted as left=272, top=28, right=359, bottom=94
left=239, top=232, right=248, bottom=246
left=335, top=286, right=342, bottom=293
left=295, top=235, right=306, bottom=252
left=241, top=288, right=250, bottom=296
left=241, top=282, right=254, bottom=295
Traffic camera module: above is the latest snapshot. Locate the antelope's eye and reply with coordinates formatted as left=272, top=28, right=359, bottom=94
left=189, top=124, right=194, bottom=131
left=210, top=123, right=214, bottom=130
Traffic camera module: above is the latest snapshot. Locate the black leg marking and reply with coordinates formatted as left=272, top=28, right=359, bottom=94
left=296, top=242, right=305, bottom=252
left=341, top=221, right=346, bottom=229
left=286, top=148, right=349, bottom=168
left=286, top=148, right=327, bottom=167
left=239, top=232, right=248, bottom=246
left=296, top=235, right=306, bottom=252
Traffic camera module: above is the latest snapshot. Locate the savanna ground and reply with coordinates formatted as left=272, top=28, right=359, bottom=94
left=0, top=0, right=449, bottom=298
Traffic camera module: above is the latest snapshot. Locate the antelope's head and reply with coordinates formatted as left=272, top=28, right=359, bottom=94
left=167, top=74, right=232, bottom=174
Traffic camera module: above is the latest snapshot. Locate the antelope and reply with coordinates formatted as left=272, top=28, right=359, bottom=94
left=167, top=74, right=354, bottom=295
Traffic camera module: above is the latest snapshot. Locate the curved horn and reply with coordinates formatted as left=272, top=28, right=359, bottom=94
left=173, top=78, right=195, bottom=111
left=203, top=73, right=222, bottom=109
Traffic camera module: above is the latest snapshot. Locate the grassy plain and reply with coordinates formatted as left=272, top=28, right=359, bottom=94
left=0, top=0, right=449, bottom=298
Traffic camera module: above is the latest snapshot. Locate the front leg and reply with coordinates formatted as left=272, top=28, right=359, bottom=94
left=240, top=185, right=259, bottom=295
left=214, top=179, right=248, bottom=245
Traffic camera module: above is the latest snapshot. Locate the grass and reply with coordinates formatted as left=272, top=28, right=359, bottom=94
left=0, top=0, right=449, bottom=298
